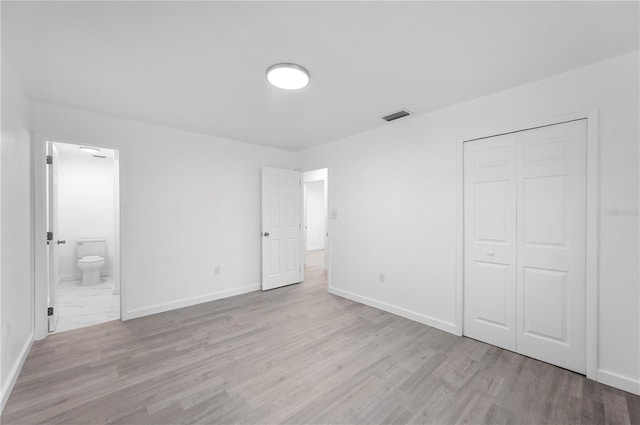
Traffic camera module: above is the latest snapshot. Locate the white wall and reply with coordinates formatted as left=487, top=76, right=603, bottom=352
left=298, top=52, right=639, bottom=394
left=32, top=102, right=297, bottom=321
left=305, top=180, right=325, bottom=251
left=1, top=51, right=33, bottom=410
left=56, top=146, right=115, bottom=281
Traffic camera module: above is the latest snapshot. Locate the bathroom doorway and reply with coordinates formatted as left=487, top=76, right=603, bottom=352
left=302, top=168, right=328, bottom=285
left=45, top=141, right=121, bottom=333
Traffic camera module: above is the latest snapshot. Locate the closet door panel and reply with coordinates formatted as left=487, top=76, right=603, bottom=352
left=463, top=134, right=517, bottom=351
left=515, top=120, right=587, bottom=374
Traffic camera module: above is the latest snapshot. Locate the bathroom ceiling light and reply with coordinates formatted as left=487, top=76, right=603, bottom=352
left=79, top=147, right=100, bottom=154
left=266, top=63, right=310, bottom=90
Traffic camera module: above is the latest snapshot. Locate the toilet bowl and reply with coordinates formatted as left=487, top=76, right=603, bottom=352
left=76, top=238, right=107, bottom=285
left=77, top=255, right=106, bottom=285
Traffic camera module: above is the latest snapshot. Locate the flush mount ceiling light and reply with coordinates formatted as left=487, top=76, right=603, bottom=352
left=266, top=63, right=310, bottom=90
left=79, top=147, right=100, bottom=154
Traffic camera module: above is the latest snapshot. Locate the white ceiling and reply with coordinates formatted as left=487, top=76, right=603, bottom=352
left=2, top=1, right=638, bottom=151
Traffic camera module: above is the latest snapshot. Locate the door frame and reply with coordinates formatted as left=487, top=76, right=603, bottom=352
left=301, top=168, right=329, bottom=282
left=33, top=132, right=123, bottom=340
left=455, top=110, right=599, bottom=380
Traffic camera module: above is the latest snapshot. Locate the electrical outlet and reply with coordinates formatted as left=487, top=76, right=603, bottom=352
left=214, top=266, right=220, bottom=275
left=379, top=273, right=385, bottom=283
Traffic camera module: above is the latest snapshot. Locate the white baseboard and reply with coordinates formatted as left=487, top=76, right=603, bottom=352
left=124, top=283, right=261, bottom=320
left=598, top=369, right=640, bottom=395
left=1, top=332, right=34, bottom=413
left=328, top=287, right=459, bottom=335
left=60, top=273, right=113, bottom=283
left=59, top=274, right=80, bottom=283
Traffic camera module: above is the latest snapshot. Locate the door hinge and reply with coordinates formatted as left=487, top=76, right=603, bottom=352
left=47, top=307, right=54, bottom=316
left=46, top=155, right=52, bottom=165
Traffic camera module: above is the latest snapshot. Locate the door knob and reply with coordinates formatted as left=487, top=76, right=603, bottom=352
left=487, top=250, right=495, bottom=256
left=263, top=232, right=270, bottom=237
left=56, top=240, right=66, bottom=245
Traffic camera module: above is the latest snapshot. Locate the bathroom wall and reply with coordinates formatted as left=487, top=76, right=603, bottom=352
left=56, top=144, right=115, bottom=281
left=305, top=180, right=325, bottom=251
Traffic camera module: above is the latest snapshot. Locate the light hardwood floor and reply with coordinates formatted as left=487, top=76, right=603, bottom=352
left=3, top=250, right=639, bottom=424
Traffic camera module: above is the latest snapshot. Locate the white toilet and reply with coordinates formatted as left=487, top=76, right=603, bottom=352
left=76, top=238, right=107, bottom=285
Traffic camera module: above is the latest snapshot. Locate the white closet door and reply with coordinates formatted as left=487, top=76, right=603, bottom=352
left=515, top=120, right=587, bottom=374
left=463, top=134, right=517, bottom=351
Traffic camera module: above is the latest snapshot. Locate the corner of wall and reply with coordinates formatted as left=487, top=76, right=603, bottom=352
left=328, top=286, right=460, bottom=336
left=1, top=48, right=36, bottom=414
left=0, top=332, right=33, bottom=413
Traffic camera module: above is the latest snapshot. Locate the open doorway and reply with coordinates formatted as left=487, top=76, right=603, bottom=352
left=46, top=141, right=120, bottom=333
left=302, top=168, right=328, bottom=285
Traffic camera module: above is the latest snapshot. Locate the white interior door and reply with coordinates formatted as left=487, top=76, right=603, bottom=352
left=464, top=120, right=587, bottom=374
left=515, top=120, right=587, bottom=374
left=261, top=167, right=302, bottom=290
left=464, top=134, right=518, bottom=351
left=46, top=142, right=61, bottom=332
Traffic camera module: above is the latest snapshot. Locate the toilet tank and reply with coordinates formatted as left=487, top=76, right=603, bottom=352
left=76, top=238, right=107, bottom=258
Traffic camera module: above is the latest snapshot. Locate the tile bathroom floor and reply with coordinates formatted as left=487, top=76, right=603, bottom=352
left=55, top=277, right=120, bottom=333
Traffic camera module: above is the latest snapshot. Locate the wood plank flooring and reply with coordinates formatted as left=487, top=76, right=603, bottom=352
left=3, top=250, right=639, bottom=424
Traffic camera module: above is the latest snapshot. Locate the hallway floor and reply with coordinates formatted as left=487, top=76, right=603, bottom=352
left=305, top=248, right=325, bottom=268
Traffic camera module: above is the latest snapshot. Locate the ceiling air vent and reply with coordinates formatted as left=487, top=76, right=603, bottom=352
left=382, top=110, right=412, bottom=122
